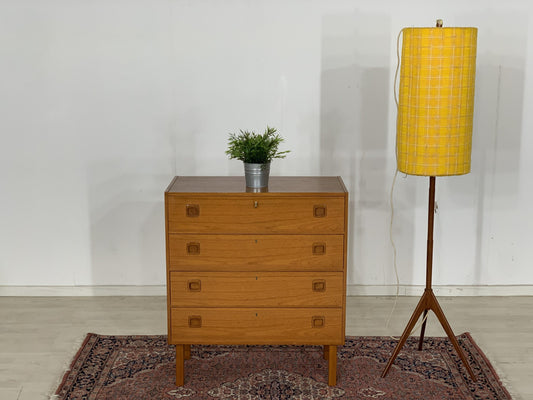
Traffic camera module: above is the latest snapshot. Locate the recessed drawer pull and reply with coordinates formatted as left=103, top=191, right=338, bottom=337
left=187, top=280, right=201, bottom=292
left=312, top=280, right=326, bottom=292
left=312, top=316, right=325, bottom=328
left=312, top=243, right=326, bottom=255
left=313, top=205, right=327, bottom=218
left=188, top=315, right=202, bottom=328
left=186, top=204, right=200, bottom=217
left=186, top=242, right=200, bottom=255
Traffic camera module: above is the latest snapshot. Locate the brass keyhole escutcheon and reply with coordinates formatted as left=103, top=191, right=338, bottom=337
left=254, top=201, right=258, bottom=208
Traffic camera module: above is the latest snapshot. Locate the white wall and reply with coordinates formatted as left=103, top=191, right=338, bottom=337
left=1, top=0, right=532, bottom=292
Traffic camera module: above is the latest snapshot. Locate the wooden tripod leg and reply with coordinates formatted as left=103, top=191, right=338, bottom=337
left=428, top=292, right=477, bottom=381
left=418, top=309, right=429, bottom=350
left=381, top=293, right=429, bottom=378
left=383, top=177, right=477, bottom=381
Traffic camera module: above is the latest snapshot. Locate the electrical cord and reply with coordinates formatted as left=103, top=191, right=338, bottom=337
left=386, top=168, right=430, bottom=339
left=386, top=29, right=404, bottom=340
left=386, top=28, right=430, bottom=340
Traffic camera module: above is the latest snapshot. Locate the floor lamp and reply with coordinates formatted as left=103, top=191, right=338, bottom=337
left=381, top=21, right=478, bottom=381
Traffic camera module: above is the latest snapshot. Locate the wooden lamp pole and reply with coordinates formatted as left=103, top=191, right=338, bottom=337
left=381, top=176, right=477, bottom=381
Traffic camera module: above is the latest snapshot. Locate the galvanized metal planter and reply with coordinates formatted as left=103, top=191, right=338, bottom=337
left=244, top=162, right=270, bottom=188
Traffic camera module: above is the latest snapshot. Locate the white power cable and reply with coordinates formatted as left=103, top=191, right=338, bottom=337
left=386, top=29, right=403, bottom=339
left=387, top=28, right=430, bottom=340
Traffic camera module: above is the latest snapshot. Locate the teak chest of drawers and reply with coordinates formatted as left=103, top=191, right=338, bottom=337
left=165, top=176, right=348, bottom=386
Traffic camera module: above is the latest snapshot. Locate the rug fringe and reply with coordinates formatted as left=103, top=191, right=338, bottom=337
left=482, top=349, right=521, bottom=400
left=46, top=333, right=93, bottom=400
left=465, top=332, right=521, bottom=400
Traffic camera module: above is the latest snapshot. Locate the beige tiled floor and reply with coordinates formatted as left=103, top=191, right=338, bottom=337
left=0, top=296, right=530, bottom=399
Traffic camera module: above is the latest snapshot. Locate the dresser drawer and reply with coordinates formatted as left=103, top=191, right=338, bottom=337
left=169, top=272, right=343, bottom=307
left=168, top=234, right=344, bottom=271
left=166, top=197, right=345, bottom=234
left=169, top=307, right=343, bottom=345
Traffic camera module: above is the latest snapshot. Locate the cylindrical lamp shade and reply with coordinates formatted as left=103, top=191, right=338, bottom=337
left=396, top=27, right=477, bottom=176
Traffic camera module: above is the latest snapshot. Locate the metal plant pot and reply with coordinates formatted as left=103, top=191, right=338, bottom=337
left=244, top=162, right=270, bottom=188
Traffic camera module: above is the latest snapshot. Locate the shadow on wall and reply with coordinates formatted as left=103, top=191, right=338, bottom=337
left=470, top=11, right=526, bottom=283
left=173, top=109, right=201, bottom=175
left=87, top=163, right=172, bottom=286
left=319, top=13, right=414, bottom=286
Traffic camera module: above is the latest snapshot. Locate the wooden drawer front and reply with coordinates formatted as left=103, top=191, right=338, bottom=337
left=170, top=272, right=343, bottom=307
left=169, top=307, right=343, bottom=345
left=168, top=234, right=344, bottom=271
left=166, top=197, right=345, bottom=234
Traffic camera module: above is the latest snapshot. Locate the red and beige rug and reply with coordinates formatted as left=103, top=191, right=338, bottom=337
left=54, top=333, right=511, bottom=399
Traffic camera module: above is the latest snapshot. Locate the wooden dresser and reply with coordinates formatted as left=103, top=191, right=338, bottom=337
left=164, top=176, right=348, bottom=386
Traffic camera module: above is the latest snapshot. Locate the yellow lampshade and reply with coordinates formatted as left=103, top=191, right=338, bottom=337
left=396, top=27, right=478, bottom=176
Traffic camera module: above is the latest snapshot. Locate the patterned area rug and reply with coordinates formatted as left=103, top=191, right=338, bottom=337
left=54, top=333, right=511, bottom=399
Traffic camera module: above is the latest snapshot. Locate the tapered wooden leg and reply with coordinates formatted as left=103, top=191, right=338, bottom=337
left=381, top=292, right=430, bottom=378
left=428, top=291, right=477, bottom=381
left=323, top=345, right=329, bottom=360
left=175, top=344, right=184, bottom=386
left=327, top=345, right=337, bottom=386
left=184, top=344, right=191, bottom=360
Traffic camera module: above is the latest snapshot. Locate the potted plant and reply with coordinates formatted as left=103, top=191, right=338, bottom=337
left=226, top=126, right=290, bottom=188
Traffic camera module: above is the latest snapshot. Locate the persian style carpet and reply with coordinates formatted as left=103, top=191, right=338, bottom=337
left=54, top=333, right=511, bottom=399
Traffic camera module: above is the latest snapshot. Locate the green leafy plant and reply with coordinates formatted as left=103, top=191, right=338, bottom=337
left=226, top=126, right=290, bottom=164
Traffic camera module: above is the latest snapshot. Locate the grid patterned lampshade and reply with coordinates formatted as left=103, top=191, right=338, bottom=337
left=396, top=27, right=478, bottom=176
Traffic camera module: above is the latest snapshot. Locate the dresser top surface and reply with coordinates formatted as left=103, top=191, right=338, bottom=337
left=166, top=176, right=347, bottom=195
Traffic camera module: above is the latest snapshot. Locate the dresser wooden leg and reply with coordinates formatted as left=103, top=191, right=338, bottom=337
left=184, top=344, right=191, bottom=360
left=175, top=345, right=184, bottom=386
left=327, top=345, right=337, bottom=386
